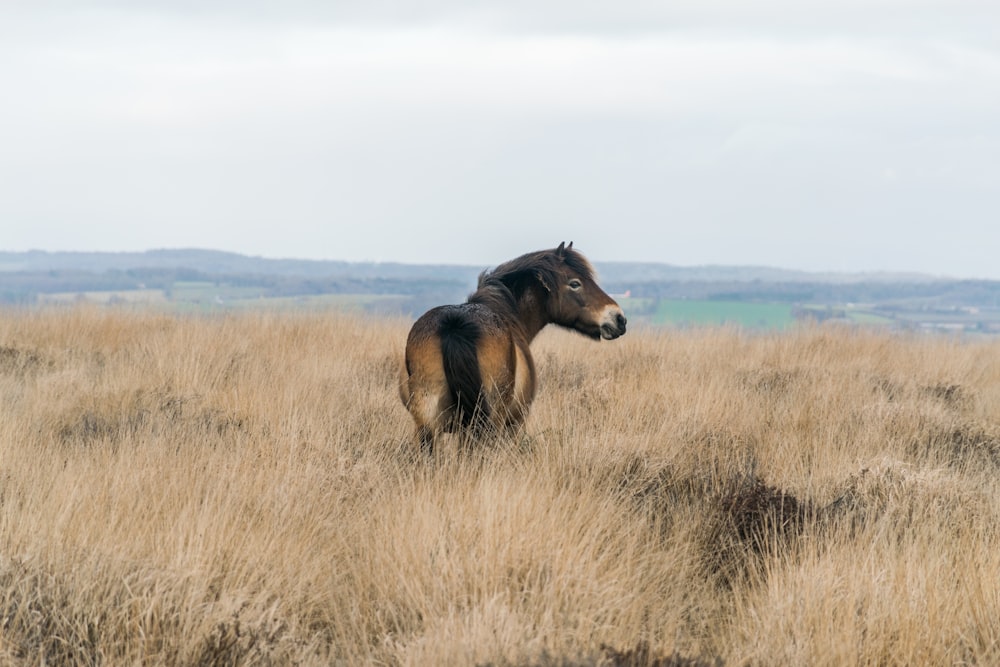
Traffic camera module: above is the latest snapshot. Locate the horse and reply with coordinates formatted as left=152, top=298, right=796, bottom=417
left=399, top=242, right=627, bottom=451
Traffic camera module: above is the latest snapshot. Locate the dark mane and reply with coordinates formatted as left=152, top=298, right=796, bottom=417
left=467, top=282, right=519, bottom=318
left=475, top=247, right=596, bottom=297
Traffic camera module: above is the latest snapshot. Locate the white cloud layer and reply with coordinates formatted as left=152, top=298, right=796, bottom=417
left=2, top=2, right=998, bottom=276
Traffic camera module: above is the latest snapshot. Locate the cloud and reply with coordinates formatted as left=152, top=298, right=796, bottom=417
left=8, top=12, right=994, bottom=127
left=9, top=0, right=1000, bottom=43
left=1, top=1, right=998, bottom=275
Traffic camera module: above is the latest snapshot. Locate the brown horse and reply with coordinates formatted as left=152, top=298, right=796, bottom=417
left=399, top=242, right=627, bottom=451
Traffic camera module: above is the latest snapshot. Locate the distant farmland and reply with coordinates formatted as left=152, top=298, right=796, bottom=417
left=650, top=299, right=796, bottom=329
left=38, top=282, right=410, bottom=313
left=8, top=249, right=1000, bottom=333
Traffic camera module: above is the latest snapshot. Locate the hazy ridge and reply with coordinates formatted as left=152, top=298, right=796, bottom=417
left=3, top=249, right=1000, bottom=332
left=0, top=248, right=947, bottom=283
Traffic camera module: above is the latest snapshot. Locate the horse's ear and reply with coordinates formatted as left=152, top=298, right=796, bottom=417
left=566, top=241, right=573, bottom=251
left=556, top=242, right=566, bottom=256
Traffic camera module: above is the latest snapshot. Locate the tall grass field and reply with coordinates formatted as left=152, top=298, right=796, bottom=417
left=1, top=307, right=1000, bottom=665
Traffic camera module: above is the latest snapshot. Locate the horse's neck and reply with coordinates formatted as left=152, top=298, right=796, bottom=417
left=514, top=288, right=550, bottom=342
left=476, top=279, right=549, bottom=342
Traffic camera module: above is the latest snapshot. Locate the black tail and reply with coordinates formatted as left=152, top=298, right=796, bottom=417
left=438, top=309, right=489, bottom=430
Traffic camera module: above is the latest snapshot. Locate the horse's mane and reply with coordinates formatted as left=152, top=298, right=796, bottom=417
left=474, top=246, right=595, bottom=298
left=467, top=282, right=519, bottom=319
left=466, top=245, right=596, bottom=324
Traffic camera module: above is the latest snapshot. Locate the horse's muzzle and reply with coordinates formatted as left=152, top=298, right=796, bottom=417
left=601, top=311, right=627, bottom=340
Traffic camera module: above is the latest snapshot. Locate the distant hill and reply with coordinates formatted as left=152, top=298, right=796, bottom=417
left=2, top=249, right=999, bottom=333
left=0, top=249, right=478, bottom=281
left=0, top=249, right=942, bottom=284
left=596, top=261, right=943, bottom=285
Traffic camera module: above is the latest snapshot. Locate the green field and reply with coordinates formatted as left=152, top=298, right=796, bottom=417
left=652, top=299, right=795, bottom=329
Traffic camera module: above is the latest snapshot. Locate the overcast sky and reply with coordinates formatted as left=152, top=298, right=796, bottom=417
left=2, top=2, right=999, bottom=277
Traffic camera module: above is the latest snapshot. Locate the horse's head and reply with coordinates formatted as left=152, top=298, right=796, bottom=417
left=544, top=242, right=627, bottom=340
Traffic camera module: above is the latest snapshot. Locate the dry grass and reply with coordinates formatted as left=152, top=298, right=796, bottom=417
left=2, top=307, right=1000, bottom=665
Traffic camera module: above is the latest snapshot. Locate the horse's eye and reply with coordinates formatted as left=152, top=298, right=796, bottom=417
left=568, top=279, right=583, bottom=290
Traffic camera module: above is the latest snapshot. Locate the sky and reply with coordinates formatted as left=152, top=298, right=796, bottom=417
left=2, top=2, right=999, bottom=277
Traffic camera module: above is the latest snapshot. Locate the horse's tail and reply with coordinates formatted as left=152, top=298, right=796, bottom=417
left=438, top=310, right=489, bottom=430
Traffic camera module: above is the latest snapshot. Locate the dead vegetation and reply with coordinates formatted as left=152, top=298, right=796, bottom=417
left=1, top=308, right=999, bottom=665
